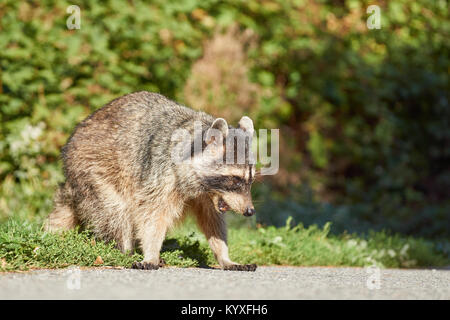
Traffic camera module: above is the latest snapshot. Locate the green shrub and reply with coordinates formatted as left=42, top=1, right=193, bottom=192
left=0, top=0, right=448, bottom=238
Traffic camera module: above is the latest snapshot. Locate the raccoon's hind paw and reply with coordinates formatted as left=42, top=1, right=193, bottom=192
left=224, top=264, right=257, bottom=272
left=131, top=261, right=160, bottom=270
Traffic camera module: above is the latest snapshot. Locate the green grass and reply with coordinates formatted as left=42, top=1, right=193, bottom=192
left=0, top=161, right=448, bottom=271
left=1, top=217, right=448, bottom=272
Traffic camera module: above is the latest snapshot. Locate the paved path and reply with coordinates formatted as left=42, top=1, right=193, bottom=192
left=0, top=266, right=449, bottom=299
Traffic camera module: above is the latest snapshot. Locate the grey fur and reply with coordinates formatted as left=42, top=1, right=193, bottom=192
left=44, top=91, right=257, bottom=271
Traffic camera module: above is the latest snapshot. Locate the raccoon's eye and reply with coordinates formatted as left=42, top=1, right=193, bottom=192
left=231, top=176, right=245, bottom=186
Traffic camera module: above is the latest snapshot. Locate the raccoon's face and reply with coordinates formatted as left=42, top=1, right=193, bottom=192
left=206, top=165, right=256, bottom=216
left=199, top=116, right=256, bottom=217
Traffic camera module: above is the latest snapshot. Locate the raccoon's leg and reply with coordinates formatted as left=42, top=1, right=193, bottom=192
left=191, top=196, right=257, bottom=272
left=132, top=202, right=181, bottom=270
left=44, top=205, right=78, bottom=232
left=132, top=217, right=168, bottom=270
left=44, top=183, right=78, bottom=232
left=116, top=220, right=134, bottom=254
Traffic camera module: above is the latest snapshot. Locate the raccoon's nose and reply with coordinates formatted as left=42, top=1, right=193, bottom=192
left=243, top=207, right=256, bottom=217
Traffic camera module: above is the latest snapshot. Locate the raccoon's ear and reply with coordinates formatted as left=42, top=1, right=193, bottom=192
left=205, top=118, right=229, bottom=144
left=238, top=116, right=254, bottom=135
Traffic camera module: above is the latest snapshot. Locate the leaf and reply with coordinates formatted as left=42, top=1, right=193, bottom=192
left=94, top=256, right=104, bottom=265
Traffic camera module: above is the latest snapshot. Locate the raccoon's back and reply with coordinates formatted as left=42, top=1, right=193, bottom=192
left=61, top=91, right=212, bottom=187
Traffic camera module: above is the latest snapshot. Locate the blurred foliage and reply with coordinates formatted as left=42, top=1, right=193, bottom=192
left=0, top=0, right=448, bottom=238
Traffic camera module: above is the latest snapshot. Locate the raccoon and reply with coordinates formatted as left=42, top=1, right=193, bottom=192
left=44, top=91, right=257, bottom=271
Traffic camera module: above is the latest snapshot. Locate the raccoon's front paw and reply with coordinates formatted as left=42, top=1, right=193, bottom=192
left=132, top=261, right=160, bottom=270
left=224, top=264, right=257, bottom=272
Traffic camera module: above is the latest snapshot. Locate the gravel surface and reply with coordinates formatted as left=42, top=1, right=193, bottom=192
left=1, top=266, right=449, bottom=299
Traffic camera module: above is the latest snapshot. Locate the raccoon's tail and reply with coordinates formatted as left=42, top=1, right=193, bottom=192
left=44, top=182, right=78, bottom=232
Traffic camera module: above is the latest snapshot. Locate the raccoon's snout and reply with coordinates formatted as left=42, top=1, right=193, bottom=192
left=212, top=193, right=254, bottom=216
left=243, top=207, right=256, bottom=217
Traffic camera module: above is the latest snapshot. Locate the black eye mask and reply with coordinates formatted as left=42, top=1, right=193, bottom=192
left=201, top=175, right=250, bottom=193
